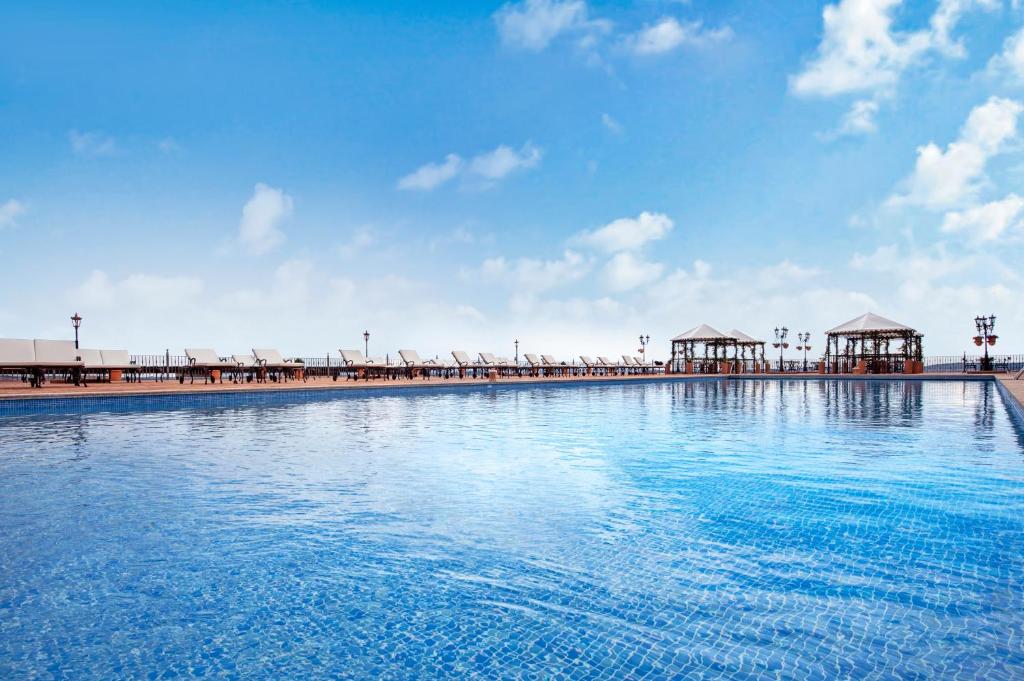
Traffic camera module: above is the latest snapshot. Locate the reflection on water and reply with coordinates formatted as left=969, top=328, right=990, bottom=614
left=0, top=380, right=1022, bottom=678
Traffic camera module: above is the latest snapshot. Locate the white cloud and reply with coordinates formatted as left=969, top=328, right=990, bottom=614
left=929, top=0, right=999, bottom=58
left=493, top=0, right=609, bottom=51
left=889, top=96, right=1023, bottom=209
left=271, top=259, right=315, bottom=304
left=69, top=130, right=117, bottom=157
left=454, top=304, right=487, bottom=323
left=475, top=250, right=591, bottom=292
left=790, top=0, right=996, bottom=129
left=468, top=142, right=543, bottom=181
left=850, top=243, right=970, bottom=282
left=986, top=26, right=1024, bottom=81
left=755, top=260, right=823, bottom=289
left=0, top=199, right=26, bottom=228
left=73, top=270, right=204, bottom=309
left=838, top=99, right=880, bottom=135
left=603, top=252, right=664, bottom=291
left=397, top=143, right=542, bottom=191
left=790, top=0, right=932, bottom=98
left=941, top=194, right=1024, bottom=240
left=625, top=17, right=732, bottom=55
left=397, top=154, right=464, bottom=191
left=337, top=226, right=377, bottom=257
left=238, top=183, right=293, bottom=255
left=574, top=211, right=674, bottom=253
left=601, top=113, right=623, bottom=134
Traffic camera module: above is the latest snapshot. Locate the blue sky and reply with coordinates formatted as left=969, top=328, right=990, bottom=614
left=1, top=0, right=1022, bottom=359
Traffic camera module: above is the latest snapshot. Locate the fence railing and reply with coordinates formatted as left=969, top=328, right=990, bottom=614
left=2, top=352, right=1021, bottom=384
left=923, top=354, right=1024, bottom=373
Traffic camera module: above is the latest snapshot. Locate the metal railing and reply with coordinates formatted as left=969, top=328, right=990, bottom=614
left=3, top=351, right=1020, bottom=384
left=923, top=354, right=1024, bottom=373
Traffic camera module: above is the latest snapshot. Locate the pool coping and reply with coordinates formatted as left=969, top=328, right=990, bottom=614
left=995, top=377, right=1024, bottom=431
left=1, top=372, right=1021, bottom=419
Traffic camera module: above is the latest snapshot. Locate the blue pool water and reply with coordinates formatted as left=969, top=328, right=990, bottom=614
left=1, top=379, right=1023, bottom=678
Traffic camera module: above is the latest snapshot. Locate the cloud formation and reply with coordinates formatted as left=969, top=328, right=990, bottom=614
left=397, top=143, right=543, bottom=191
left=493, top=0, right=608, bottom=51
left=238, top=183, right=293, bottom=255
left=889, top=96, right=1023, bottom=209
left=475, top=250, right=591, bottom=292
left=0, top=199, right=26, bottom=229
left=74, top=270, right=204, bottom=309
left=791, top=0, right=997, bottom=133
left=396, top=154, right=464, bottom=191
left=574, top=211, right=674, bottom=253
left=602, top=252, right=664, bottom=291
left=986, top=26, right=1024, bottom=81
left=941, top=194, right=1024, bottom=241
left=69, top=130, right=117, bottom=157
left=625, top=17, right=732, bottom=55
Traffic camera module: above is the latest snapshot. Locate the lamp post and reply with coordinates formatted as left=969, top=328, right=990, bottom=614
left=796, top=332, right=811, bottom=372
left=772, top=326, right=789, bottom=372
left=514, top=339, right=519, bottom=365
left=363, top=330, right=370, bottom=359
left=973, top=315, right=997, bottom=371
left=638, top=334, right=650, bottom=363
left=71, top=313, right=82, bottom=349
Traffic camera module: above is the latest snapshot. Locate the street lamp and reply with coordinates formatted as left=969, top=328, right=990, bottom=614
left=514, top=339, right=519, bottom=364
left=772, top=326, right=789, bottom=372
left=973, top=315, right=997, bottom=371
left=71, top=313, right=82, bottom=349
left=363, top=330, right=370, bottom=358
left=795, top=332, right=811, bottom=372
left=638, top=334, right=650, bottom=363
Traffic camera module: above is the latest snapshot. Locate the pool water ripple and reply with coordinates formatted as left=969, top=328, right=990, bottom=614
left=1, top=379, right=1023, bottom=678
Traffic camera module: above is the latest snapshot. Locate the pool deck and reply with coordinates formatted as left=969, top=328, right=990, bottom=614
left=997, top=375, right=1024, bottom=418
left=0, top=371, right=1013, bottom=401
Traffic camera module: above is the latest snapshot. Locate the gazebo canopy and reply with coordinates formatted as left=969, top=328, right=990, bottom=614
left=672, top=324, right=734, bottom=342
left=728, top=329, right=763, bottom=344
left=826, top=312, right=915, bottom=336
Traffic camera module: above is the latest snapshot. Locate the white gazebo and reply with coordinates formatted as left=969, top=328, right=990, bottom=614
left=669, top=324, right=737, bottom=374
left=728, top=329, right=767, bottom=373
left=824, top=312, right=923, bottom=374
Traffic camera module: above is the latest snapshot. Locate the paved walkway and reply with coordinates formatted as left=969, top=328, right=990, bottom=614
left=0, top=371, right=997, bottom=401
left=997, top=375, right=1024, bottom=411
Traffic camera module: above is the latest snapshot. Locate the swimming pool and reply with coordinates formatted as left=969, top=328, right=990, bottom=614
left=1, top=379, right=1022, bottom=678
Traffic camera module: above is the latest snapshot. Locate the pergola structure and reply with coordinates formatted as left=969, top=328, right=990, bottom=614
left=728, top=329, right=767, bottom=373
left=824, top=312, right=923, bottom=374
left=669, top=324, right=737, bottom=374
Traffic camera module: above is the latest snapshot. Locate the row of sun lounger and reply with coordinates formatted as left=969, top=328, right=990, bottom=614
left=0, top=338, right=661, bottom=388
left=181, top=348, right=306, bottom=384
left=334, top=350, right=660, bottom=381
left=0, top=339, right=142, bottom=387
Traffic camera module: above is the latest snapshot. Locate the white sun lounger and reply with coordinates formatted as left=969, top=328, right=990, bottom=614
left=81, top=348, right=138, bottom=382
left=525, top=353, right=560, bottom=377
left=183, top=348, right=238, bottom=384
left=0, top=338, right=86, bottom=387
left=452, top=350, right=488, bottom=378
left=253, top=348, right=306, bottom=383
left=541, top=354, right=571, bottom=376
left=579, top=356, right=600, bottom=376
left=339, top=349, right=389, bottom=381
left=399, top=350, right=446, bottom=379
left=597, top=356, right=623, bottom=375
